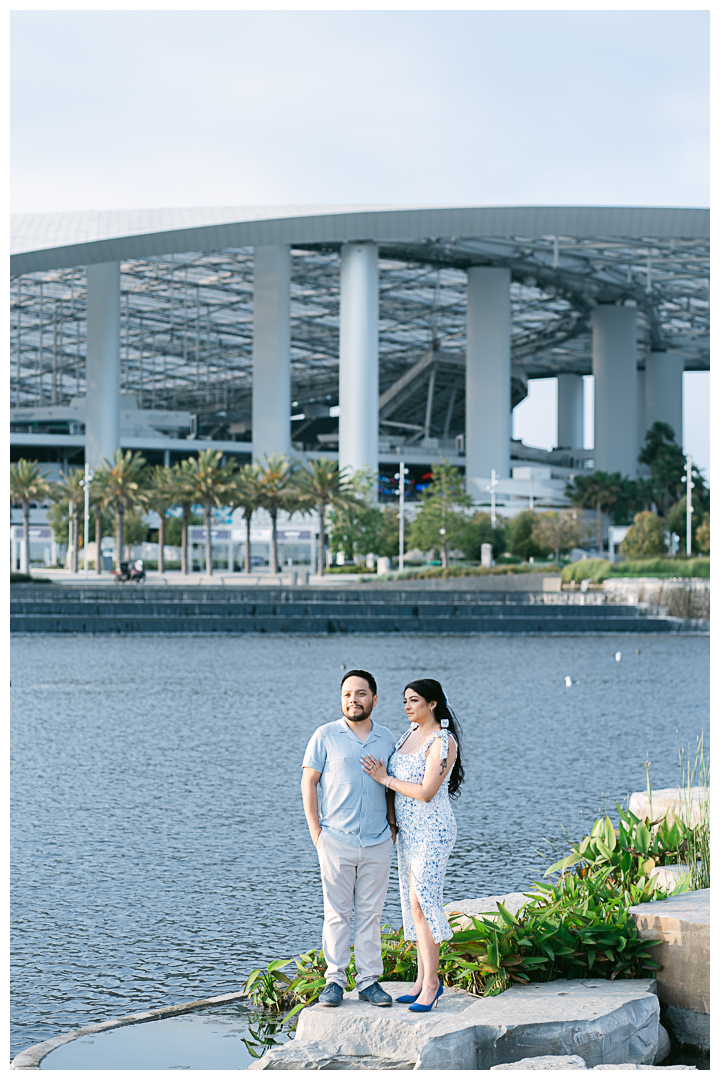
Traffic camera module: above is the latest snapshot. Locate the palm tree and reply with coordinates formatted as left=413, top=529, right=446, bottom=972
left=254, top=453, right=298, bottom=574
left=10, top=459, right=52, bottom=576
left=146, top=465, right=177, bottom=575
left=294, top=458, right=356, bottom=575
left=169, top=458, right=199, bottom=575
left=99, top=450, right=148, bottom=569
left=55, top=467, right=86, bottom=572
left=90, top=464, right=112, bottom=575
left=230, top=463, right=264, bottom=574
left=189, top=450, right=237, bottom=576
left=565, top=471, right=624, bottom=555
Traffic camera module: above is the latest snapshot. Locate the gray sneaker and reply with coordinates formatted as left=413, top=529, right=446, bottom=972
left=358, top=981, right=393, bottom=1007
left=318, top=982, right=343, bottom=1007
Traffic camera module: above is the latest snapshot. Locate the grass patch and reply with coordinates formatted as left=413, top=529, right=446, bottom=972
left=383, top=562, right=559, bottom=581
left=562, top=557, right=710, bottom=585
left=10, top=572, right=52, bottom=584
left=611, top=557, right=709, bottom=578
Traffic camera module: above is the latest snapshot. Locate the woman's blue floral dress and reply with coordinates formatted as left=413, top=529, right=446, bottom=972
left=387, top=729, right=457, bottom=944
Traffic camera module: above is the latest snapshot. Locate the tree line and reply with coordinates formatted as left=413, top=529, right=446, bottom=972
left=10, top=421, right=710, bottom=578
left=565, top=422, right=710, bottom=558
left=10, top=451, right=359, bottom=577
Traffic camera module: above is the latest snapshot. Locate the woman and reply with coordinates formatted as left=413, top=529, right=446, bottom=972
left=361, top=678, right=463, bottom=1011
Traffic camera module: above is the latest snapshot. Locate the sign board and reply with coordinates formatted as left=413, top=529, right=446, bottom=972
left=188, top=527, right=232, bottom=542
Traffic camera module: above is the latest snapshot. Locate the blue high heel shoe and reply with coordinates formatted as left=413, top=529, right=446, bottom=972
left=407, top=982, right=443, bottom=1012
left=395, top=991, right=420, bottom=1003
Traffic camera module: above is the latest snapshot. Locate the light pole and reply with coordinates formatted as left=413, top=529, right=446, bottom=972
left=485, top=469, right=499, bottom=528
left=81, top=464, right=94, bottom=579
left=683, top=454, right=694, bottom=557
left=68, top=500, right=74, bottom=572
left=394, top=461, right=409, bottom=570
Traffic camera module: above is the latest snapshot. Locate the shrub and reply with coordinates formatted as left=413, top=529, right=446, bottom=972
left=561, top=558, right=612, bottom=584
left=695, top=518, right=710, bottom=554
left=507, top=510, right=546, bottom=561
left=531, top=511, right=585, bottom=563
left=620, top=511, right=666, bottom=558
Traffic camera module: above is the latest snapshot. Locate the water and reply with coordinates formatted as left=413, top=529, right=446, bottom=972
left=40, top=1004, right=290, bottom=1070
left=11, top=633, right=709, bottom=1060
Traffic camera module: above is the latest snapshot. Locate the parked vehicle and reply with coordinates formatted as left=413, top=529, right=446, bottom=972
left=110, top=559, right=146, bottom=584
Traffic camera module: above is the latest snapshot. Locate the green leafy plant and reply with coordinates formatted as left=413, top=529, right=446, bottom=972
left=240, top=1012, right=291, bottom=1060
left=546, top=806, right=700, bottom=892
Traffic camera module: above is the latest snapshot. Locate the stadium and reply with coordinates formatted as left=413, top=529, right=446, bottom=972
left=10, top=204, right=709, bottom=566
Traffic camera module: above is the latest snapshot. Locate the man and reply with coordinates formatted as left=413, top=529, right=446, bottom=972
left=301, top=669, right=397, bottom=1007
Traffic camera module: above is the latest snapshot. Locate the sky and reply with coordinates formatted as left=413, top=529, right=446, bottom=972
left=10, top=8, right=710, bottom=477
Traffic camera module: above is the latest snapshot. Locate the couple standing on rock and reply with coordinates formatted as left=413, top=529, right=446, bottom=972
left=301, top=669, right=464, bottom=1012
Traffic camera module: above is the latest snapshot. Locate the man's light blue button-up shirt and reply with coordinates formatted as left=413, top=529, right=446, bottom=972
left=302, top=718, right=397, bottom=847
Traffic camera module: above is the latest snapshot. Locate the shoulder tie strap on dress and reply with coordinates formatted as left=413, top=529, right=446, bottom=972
left=395, top=723, right=418, bottom=751
left=439, top=717, right=449, bottom=770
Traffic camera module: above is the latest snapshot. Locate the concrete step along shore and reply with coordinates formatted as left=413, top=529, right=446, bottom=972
left=10, top=585, right=701, bottom=633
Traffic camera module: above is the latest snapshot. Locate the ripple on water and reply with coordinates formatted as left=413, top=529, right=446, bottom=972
left=11, top=632, right=709, bottom=1059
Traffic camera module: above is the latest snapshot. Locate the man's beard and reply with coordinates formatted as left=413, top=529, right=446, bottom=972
left=343, top=704, right=373, bottom=723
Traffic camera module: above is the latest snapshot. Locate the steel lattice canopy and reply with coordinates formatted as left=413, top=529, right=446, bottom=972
left=10, top=205, right=709, bottom=446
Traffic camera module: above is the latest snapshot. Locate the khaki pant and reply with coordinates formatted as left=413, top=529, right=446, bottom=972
left=317, top=831, right=393, bottom=992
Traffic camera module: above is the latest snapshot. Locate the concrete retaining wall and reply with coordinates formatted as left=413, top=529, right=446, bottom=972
left=603, top=578, right=709, bottom=620
left=629, top=890, right=709, bottom=1051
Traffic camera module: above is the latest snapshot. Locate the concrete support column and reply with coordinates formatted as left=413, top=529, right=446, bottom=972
left=252, top=245, right=291, bottom=461
left=466, top=266, right=511, bottom=481
left=557, top=373, right=584, bottom=449
left=645, top=350, right=684, bottom=446
left=85, top=262, right=120, bottom=467
left=592, top=304, right=638, bottom=477
left=339, top=242, right=378, bottom=476
left=637, top=368, right=646, bottom=456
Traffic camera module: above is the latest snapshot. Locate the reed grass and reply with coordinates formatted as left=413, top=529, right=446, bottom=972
left=676, top=732, right=710, bottom=890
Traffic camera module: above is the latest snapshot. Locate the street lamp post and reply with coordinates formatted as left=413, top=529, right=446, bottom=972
left=81, top=463, right=94, bottom=579
left=68, top=500, right=74, bottom=572
left=394, top=461, right=409, bottom=571
left=485, top=469, right=499, bottom=528
left=683, top=454, right=694, bottom=557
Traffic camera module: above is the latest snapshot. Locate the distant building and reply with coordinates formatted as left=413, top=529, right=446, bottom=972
left=10, top=205, right=708, bottom=518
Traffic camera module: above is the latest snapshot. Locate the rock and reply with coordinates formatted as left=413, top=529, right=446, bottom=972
left=491, top=1055, right=588, bottom=1069
left=593, top=1066, right=696, bottom=1070
left=629, top=889, right=709, bottom=1051
left=628, top=788, right=705, bottom=828
left=444, top=892, right=532, bottom=930
left=415, top=979, right=660, bottom=1070
left=246, top=1040, right=415, bottom=1070
left=662, top=1006, right=709, bottom=1054
left=653, top=1024, right=671, bottom=1064
left=270, top=978, right=661, bottom=1070
left=295, top=981, right=477, bottom=1064
left=650, top=866, right=692, bottom=893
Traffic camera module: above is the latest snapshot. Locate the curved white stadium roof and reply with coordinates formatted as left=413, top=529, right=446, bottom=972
left=10, top=204, right=709, bottom=275
left=10, top=205, right=709, bottom=432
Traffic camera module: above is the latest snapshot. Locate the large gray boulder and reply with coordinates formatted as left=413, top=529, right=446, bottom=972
left=490, top=1061, right=694, bottom=1071
left=415, top=978, right=660, bottom=1070
left=491, top=1056, right=588, bottom=1069
left=248, top=978, right=661, bottom=1070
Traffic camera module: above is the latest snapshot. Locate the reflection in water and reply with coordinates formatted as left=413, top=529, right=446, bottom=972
left=11, top=633, right=708, bottom=1059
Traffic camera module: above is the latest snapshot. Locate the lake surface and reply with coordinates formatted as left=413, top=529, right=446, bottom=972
left=11, top=632, right=709, bottom=1060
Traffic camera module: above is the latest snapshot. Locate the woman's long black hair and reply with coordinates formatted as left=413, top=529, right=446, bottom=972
left=404, top=678, right=464, bottom=799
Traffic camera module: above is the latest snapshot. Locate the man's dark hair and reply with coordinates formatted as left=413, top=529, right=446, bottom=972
left=341, top=669, right=377, bottom=696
